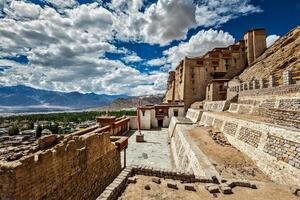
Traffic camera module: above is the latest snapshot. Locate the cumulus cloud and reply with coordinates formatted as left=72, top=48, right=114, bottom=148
left=43, top=0, right=78, bottom=9
left=266, top=34, right=280, bottom=48
left=111, top=0, right=261, bottom=45
left=0, top=0, right=262, bottom=95
left=146, top=58, right=167, bottom=66
left=122, top=54, right=143, bottom=63
left=163, top=29, right=235, bottom=68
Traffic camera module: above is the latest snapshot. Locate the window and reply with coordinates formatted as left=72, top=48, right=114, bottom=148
left=174, top=110, right=178, bottom=117
left=234, top=58, right=237, bottom=64
left=142, top=111, right=145, bottom=116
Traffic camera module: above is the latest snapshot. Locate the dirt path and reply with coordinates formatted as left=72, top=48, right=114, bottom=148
left=188, top=127, right=270, bottom=181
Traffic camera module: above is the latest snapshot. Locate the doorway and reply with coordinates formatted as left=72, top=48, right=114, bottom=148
left=158, top=119, right=163, bottom=127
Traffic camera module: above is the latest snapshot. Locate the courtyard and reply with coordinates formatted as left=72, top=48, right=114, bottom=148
left=121, top=129, right=173, bottom=169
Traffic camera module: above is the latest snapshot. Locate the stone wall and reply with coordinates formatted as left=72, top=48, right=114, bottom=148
left=255, top=108, right=300, bottom=129
left=239, top=83, right=300, bottom=97
left=185, top=108, right=203, bottom=123
left=0, top=131, right=122, bottom=200
left=169, top=124, right=219, bottom=178
left=200, top=111, right=300, bottom=186
left=203, top=100, right=230, bottom=112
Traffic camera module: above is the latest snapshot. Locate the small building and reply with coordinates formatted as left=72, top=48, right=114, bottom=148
left=41, top=129, right=52, bottom=135
left=138, top=104, right=185, bottom=129
left=20, top=129, right=36, bottom=136
left=206, top=79, right=229, bottom=101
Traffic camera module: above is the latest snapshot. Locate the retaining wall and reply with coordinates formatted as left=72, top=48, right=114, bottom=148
left=200, top=111, right=300, bottom=186
left=0, top=132, right=121, bottom=200
left=186, top=108, right=203, bottom=123
left=203, top=101, right=230, bottom=112
left=169, top=124, right=219, bottom=178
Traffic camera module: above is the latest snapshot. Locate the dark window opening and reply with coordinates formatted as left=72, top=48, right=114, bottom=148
left=142, top=111, right=145, bottom=116
left=174, top=110, right=178, bottom=117
left=158, top=120, right=163, bottom=127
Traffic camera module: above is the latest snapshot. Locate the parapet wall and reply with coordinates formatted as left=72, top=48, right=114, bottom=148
left=0, top=130, right=121, bottom=200
left=200, top=111, right=300, bottom=186
left=203, top=101, right=230, bottom=112
left=186, top=108, right=203, bottom=123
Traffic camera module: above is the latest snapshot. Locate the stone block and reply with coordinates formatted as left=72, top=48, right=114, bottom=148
left=195, top=176, right=212, bottom=183
left=127, top=177, right=137, bottom=184
left=220, top=186, right=232, bottom=194
left=250, top=182, right=257, bottom=189
left=144, top=184, right=151, bottom=190
left=206, top=185, right=220, bottom=193
left=234, top=180, right=251, bottom=188
left=167, top=181, right=178, bottom=189
left=184, top=183, right=196, bottom=191
left=152, top=177, right=161, bottom=184
left=226, top=180, right=236, bottom=188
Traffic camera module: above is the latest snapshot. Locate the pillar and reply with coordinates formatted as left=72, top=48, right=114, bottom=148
left=269, top=75, right=275, bottom=87
left=259, top=78, right=264, bottom=89
left=283, top=69, right=292, bottom=85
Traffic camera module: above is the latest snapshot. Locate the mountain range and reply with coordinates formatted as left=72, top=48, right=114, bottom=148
left=0, top=85, right=128, bottom=113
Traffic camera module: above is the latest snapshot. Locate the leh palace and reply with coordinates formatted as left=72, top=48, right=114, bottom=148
left=1, top=26, right=300, bottom=200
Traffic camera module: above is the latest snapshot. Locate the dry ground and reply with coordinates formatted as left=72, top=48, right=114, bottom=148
left=188, top=127, right=270, bottom=181
left=118, top=175, right=297, bottom=200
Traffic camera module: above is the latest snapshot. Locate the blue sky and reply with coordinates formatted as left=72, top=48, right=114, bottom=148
left=0, top=0, right=299, bottom=95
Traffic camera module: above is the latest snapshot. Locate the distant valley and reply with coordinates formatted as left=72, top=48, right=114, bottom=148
left=0, top=85, right=163, bottom=114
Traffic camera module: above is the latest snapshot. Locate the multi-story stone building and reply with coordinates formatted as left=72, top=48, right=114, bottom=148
left=164, top=29, right=267, bottom=110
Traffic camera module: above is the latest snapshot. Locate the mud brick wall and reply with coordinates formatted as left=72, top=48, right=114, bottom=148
left=237, top=127, right=262, bottom=148
left=264, top=135, right=300, bottom=169
left=0, top=132, right=121, bottom=200
left=223, top=122, right=238, bottom=136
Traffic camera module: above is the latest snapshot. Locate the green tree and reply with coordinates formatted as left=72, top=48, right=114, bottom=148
left=8, top=125, right=19, bottom=136
left=28, top=121, right=34, bottom=129
left=36, top=125, right=42, bottom=138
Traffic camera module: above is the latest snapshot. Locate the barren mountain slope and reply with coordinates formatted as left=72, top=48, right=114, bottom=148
left=96, top=94, right=164, bottom=111
left=239, top=26, right=300, bottom=82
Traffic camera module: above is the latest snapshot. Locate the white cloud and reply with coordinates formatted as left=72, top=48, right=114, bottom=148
left=163, top=29, right=235, bottom=68
left=43, top=0, right=78, bottom=9
left=6, top=1, right=42, bottom=19
left=122, top=54, right=143, bottom=63
left=146, top=58, right=166, bottom=66
left=0, top=0, right=262, bottom=95
left=111, top=0, right=261, bottom=45
left=195, top=0, right=262, bottom=28
left=266, top=34, right=280, bottom=48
